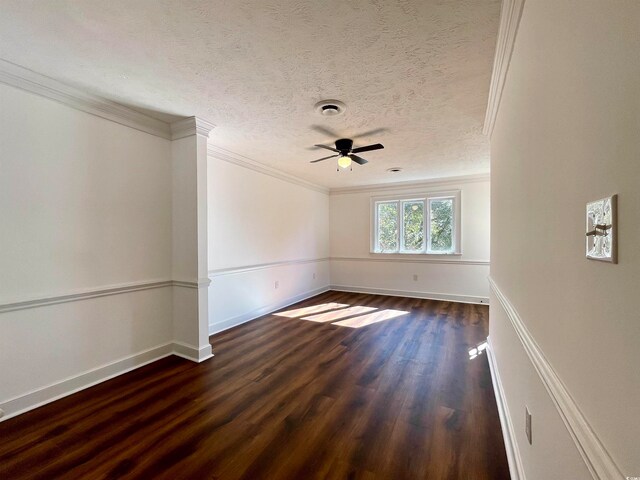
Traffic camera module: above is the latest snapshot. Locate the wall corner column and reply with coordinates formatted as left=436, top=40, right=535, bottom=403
left=170, top=116, right=215, bottom=362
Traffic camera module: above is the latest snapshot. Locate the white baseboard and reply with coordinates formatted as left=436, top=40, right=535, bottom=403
left=0, top=343, right=173, bottom=421
left=0, top=341, right=215, bottom=422
left=209, top=286, right=330, bottom=335
left=487, top=336, right=526, bottom=480
left=172, top=341, right=214, bottom=362
left=329, top=284, right=489, bottom=305
left=489, top=277, right=624, bottom=480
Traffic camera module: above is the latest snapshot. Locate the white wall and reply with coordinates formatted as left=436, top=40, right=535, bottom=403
left=207, top=156, right=330, bottom=333
left=330, top=179, right=491, bottom=303
left=490, top=0, right=640, bottom=477
left=0, top=83, right=174, bottom=416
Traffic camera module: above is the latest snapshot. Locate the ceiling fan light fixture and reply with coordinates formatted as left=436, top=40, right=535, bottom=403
left=337, top=155, right=352, bottom=169
left=314, top=99, right=346, bottom=117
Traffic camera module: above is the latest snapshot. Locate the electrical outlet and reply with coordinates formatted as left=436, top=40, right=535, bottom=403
left=275, top=281, right=279, bottom=289
left=525, top=406, right=532, bottom=444
left=413, top=274, right=418, bottom=281
left=313, top=273, right=316, bottom=280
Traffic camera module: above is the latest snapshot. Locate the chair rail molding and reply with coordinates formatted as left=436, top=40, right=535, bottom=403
left=488, top=277, right=624, bottom=480
left=209, top=257, right=330, bottom=277
left=0, top=58, right=173, bottom=139
left=0, top=279, right=210, bottom=314
left=482, top=0, right=526, bottom=137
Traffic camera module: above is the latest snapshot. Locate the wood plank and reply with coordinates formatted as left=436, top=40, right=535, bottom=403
left=0, top=291, right=510, bottom=479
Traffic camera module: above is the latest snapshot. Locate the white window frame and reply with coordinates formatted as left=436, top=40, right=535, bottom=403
left=370, top=190, right=462, bottom=255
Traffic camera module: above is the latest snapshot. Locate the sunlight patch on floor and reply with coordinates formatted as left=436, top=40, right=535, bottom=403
left=276, top=301, right=411, bottom=329
left=302, top=306, right=378, bottom=323
left=273, top=302, right=350, bottom=318
left=469, top=341, right=488, bottom=360
left=332, top=309, right=409, bottom=328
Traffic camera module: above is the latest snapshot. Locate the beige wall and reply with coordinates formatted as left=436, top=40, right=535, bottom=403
left=330, top=179, right=491, bottom=303
left=207, top=156, right=330, bottom=332
left=490, top=0, right=640, bottom=477
left=0, top=83, right=174, bottom=412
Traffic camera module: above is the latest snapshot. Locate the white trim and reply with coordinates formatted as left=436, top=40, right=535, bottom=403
left=208, top=257, right=489, bottom=278
left=0, top=279, right=209, bottom=314
left=209, top=258, right=330, bottom=277
left=330, top=173, right=490, bottom=195
left=207, top=144, right=329, bottom=194
left=0, top=280, right=172, bottom=313
left=0, top=341, right=215, bottom=422
left=330, top=256, right=489, bottom=266
left=172, top=278, right=212, bottom=289
left=170, top=116, right=215, bottom=140
left=0, top=342, right=174, bottom=421
left=0, top=58, right=172, bottom=139
left=488, top=277, right=624, bottom=480
left=482, top=0, right=526, bottom=137
left=329, top=285, right=489, bottom=305
left=172, top=341, right=214, bottom=363
left=487, top=336, right=526, bottom=480
left=209, top=286, right=330, bottom=335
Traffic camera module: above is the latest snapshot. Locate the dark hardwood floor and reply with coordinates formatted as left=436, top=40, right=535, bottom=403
left=0, top=291, right=510, bottom=479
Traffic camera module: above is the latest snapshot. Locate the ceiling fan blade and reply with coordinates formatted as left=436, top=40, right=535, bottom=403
left=314, top=144, right=340, bottom=152
left=351, top=128, right=388, bottom=140
left=351, top=143, right=384, bottom=154
left=310, top=154, right=339, bottom=163
left=349, top=154, right=368, bottom=165
left=311, top=125, right=341, bottom=138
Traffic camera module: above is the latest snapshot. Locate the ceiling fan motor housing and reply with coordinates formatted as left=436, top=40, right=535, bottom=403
left=335, top=138, right=353, bottom=153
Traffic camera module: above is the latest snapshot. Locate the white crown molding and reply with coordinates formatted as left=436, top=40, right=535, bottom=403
left=207, top=144, right=330, bottom=195
left=329, top=173, right=490, bottom=195
left=486, top=336, right=526, bottom=480
left=330, top=256, right=489, bottom=266
left=209, top=257, right=330, bottom=277
left=0, top=279, right=210, bottom=313
left=0, top=58, right=173, bottom=139
left=488, top=277, right=624, bottom=480
left=170, top=116, right=215, bottom=140
left=482, top=0, right=526, bottom=137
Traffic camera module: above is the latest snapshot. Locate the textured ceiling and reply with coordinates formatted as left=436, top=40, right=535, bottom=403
left=0, top=0, right=500, bottom=188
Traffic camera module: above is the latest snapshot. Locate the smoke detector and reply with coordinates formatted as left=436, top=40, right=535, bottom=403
left=314, top=100, right=346, bottom=116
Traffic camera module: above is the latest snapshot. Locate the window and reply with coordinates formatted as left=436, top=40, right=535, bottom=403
left=371, top=191, right=461, bottom=254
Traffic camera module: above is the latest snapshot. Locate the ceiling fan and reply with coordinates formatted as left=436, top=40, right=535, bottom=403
left=311, top=138, right=384, bottom=169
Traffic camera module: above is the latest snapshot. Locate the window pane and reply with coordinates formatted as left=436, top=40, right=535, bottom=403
left=429, top=198, right=454, bottom=252
left=377, top=202, right=399, bottom=252
left=403, top=201, right=424, bottom=251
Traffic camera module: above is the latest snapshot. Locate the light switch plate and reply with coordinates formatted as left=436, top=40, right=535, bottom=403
left=525, top=406, right=532, bottom=445
left=586, top=194, right=617, bottom=263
